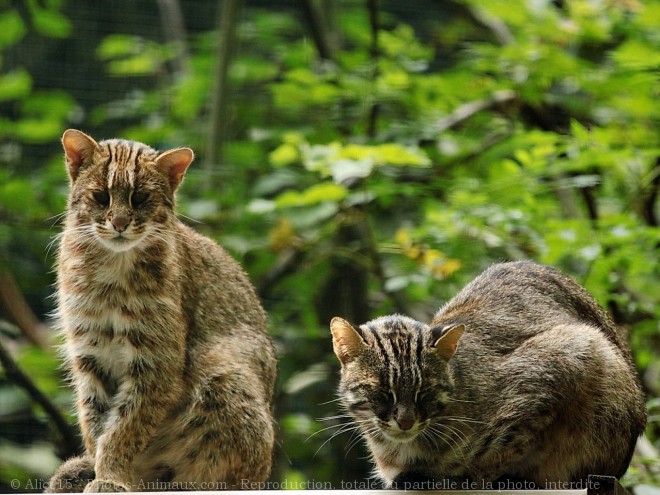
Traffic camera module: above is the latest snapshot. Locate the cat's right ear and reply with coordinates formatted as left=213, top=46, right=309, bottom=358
left=330, top=317, right=366, bottom=366
left=432, top=324, right=465, bottom=361
left=62, top=129, right=98, bottom=182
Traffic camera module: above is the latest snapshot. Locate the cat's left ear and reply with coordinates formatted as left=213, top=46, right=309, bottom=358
left=330, top=317, right=366, bottom=366
left=432, top=324, right=465, bottom=361
left=156, top=148, right=194, bottom=192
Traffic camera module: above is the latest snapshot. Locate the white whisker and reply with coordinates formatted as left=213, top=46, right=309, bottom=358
left=317, top=414, right=353, bottom=422
left=176, top=212, right=203, bottom=224
left=426, top=424, right=462, bottom=459
left=318, top=397, right=344, bottom=406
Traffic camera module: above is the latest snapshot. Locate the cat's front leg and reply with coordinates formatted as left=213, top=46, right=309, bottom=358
left=72, top=369, right=111, bottom=457
left=89, top=341, right=185, bottom=491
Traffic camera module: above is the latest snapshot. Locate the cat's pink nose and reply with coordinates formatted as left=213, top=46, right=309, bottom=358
left=396, top=417, right=415, bottom=431
left=111, top=216, right=130, bottom=232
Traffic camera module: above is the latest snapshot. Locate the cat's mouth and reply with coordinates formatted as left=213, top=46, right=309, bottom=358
left=380, top=425, right=422, bottom=443
left=99, top=232, right=144, bottom=253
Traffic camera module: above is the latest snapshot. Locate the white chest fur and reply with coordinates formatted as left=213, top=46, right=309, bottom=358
left=64, top=308, right=138, bottom=383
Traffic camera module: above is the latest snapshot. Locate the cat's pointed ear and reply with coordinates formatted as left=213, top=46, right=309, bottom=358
left=432, top=324, right=465, bottom=361
left=62, top=129, right=99, bottom=182
left=330, top=317, right=366, bottom=366
left=156, top=147, right=194, bottom=192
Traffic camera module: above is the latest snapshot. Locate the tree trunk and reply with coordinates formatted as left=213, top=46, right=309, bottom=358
left=204, top=0, right=241, bottom=188
left=156, top=0, right=191, bottom=77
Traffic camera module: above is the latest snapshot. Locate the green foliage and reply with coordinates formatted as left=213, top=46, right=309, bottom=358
left=96, top=35, right=178, bottom=76
left=0, top=10, right=26, bottom=48
left=1, top=0, right=658, bottom=490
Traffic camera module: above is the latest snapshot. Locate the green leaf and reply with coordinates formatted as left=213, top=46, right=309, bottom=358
left=14, top=118, right=62, bottom=143
left=275, top=183, right=348, bottom=208
left=570, top=119, right=591, bottom=143
left=230, top=57, right=279, bottom=84
left=379, top=24, right=433, bottom=63
left=611, top=39, right=660, bottom=71
left=21, top=90, right=76, bottom=120
left=106, top=54, right=160, bottom=76
left=270, top=143, right=300, bottom=167
left=373, top=143, right=431, bottom=167
left=96, top=35, right=171, bottom=76
left=96, top=34, right=141, bottom=60
left=30, top=7, right=72, bottom=38
left=17, top=347, right=62, bottom=397
left=0, top=10, right=26, bottom=48
left=171, top=73, right=211, bottom=118
left=0, top=69, right=32, bottom=102
left=0, top=177, right=37, bottom=211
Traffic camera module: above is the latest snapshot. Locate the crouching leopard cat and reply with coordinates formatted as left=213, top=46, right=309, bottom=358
left=330, top=261, right=646, bottom=488
left=46, top=130, right=276, bottom=492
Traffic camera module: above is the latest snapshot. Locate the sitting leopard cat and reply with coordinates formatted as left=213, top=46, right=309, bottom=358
left=47, top=130, right=276, bottom=492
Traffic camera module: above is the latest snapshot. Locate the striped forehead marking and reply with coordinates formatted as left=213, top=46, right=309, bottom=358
left=363, top=319, right=425, bottom=393
left=106, top=141, right=144, bottom=189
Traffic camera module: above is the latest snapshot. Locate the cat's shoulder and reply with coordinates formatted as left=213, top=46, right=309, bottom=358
left=175, top=222, right=229, bottom=255
left=174, top=221, right=250, bottom=277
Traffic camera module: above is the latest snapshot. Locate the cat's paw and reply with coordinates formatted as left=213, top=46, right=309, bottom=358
left=45, top=456, right=95, bottom=493
left=83, top=479, right=129, bottom=493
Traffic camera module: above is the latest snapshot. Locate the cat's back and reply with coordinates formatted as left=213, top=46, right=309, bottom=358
left=433, top=260, right=625, bottom=353
left=173, top=221, right=276, bottom=399
left=431, top=261, right=646, bottom=482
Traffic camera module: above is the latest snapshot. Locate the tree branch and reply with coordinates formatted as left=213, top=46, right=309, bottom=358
left=435, top=89, right=518, bottom=134
left=579, top=184, right=599, bottom=224
left=0, top=336, right=81, bottom=459
left=452, top=130, right=514, bottom=166
left=465, top=3, right=514, bottom=45
left=435, top=0, right=514, bottom=45
left=0, top=262, right=48, bottom=348
left=257, top=247, right=306, bottom=302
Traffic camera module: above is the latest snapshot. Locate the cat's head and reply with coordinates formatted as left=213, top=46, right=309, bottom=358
left=330, top=315, right=464, bottom=445
left=61, top=129, right=193, bottom=253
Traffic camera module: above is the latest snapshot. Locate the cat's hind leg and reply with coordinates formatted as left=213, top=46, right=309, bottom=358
left=469, top=322, right=631, bottom=485
left=45, top=456, right=95, bottom=493
left=135, top=370, right=274, bottom=489
left=468, top=324, right=588, bottom=484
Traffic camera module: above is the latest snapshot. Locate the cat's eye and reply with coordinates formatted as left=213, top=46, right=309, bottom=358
left=380, top=390, right=395, bottom=406
left=131, top=191, right=149, bottom=207
left=93, top=190, right=110, bottom=207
